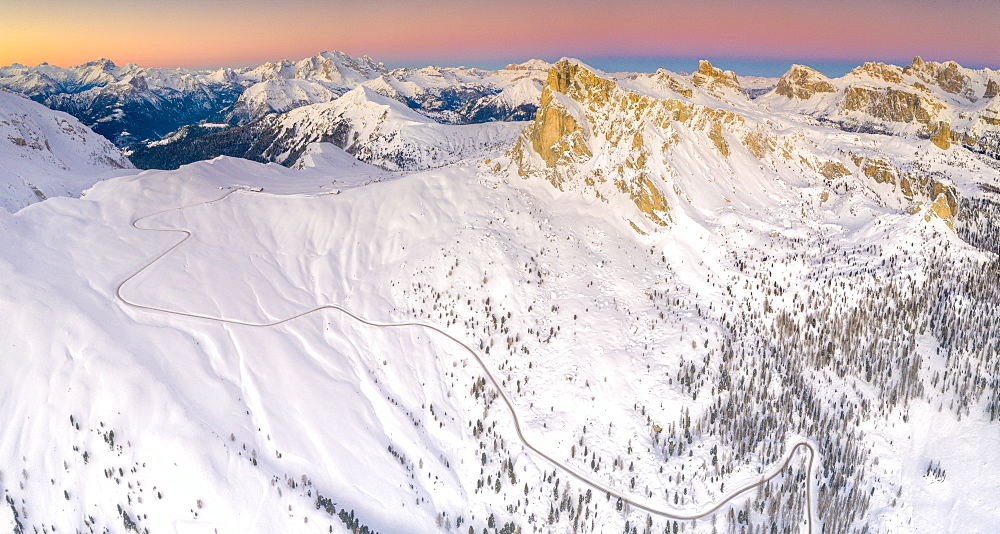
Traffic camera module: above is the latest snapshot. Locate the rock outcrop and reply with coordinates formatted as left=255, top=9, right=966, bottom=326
left=509, top=60, right=770, bottom=228
left=774, top=65, right=836, bottom=100
left=510, top=59, right=971, bottom=233
left=763, top=57, right=1000, bottom=158
left=691, top=60, right=745, bottom=98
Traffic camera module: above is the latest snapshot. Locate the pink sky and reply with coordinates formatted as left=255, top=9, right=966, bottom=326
left=2, top=0, right=997, bottom=70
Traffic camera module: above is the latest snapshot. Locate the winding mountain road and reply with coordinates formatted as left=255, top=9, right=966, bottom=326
left=115, top=187, right=819, bottom=532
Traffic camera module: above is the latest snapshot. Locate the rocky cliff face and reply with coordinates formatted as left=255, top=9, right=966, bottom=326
left=773, top=65, right=836, bottom=100
left=763, top=57, right=1000, bottom=158
left=512, top=60, right=675, bottom=227
left=509, top=59, right=791, bottom=229
left=904, top=56, right=976, bottom=99
left=509, top=59, right=970, bottom=233
left=691, top=60, right=745, bottom=99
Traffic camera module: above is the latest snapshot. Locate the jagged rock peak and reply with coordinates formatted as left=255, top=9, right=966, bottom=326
left=774, top=64, right=836, bottom=99
left=516, top=59, right=600, bottom=174
left=692, top=60, right=743, bottom=95
left=127, top=75, right=149, bottom=91
left=544, top=58, right=615, bottom=99
left=510, top=58, right=733, bottom=229
left=985, top=79, right=999, bottom=99
left=903, top=56, right=974, bottom=99
left=849, top=61, right=905, bottom=83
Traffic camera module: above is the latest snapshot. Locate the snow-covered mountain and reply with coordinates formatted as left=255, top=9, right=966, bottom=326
left=221, top=55, right=548, bottom=126
left=0, top=58, right=121, bottom=99
left=1, top=55, right=999, bottom=534
left=0, top=52, right=547, bottom=155
left=362, top=60, right=549, bottom=124
left=124, top=59, right=549, bottom=170
left=760, top=57, right=1000, bottom=158
left=508, top=59, right=971, bottom=234
left=253, top=85, right=524, bottom=170
left=0, top=58, right=245, bottom=146
left=126, top=85, right=525, bottom=171
left=43, top=73, right=241, bottom=147
left=0, top=52, right=387, bottom=147
left=224, top=78, right=341, bottom=124
left=223, top=51, right=388, bottom=124
left=0, top=89, right=132, bottom=212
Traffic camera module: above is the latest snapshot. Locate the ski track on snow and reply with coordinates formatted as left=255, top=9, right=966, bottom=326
left=115, top=186, right=820, bottom=531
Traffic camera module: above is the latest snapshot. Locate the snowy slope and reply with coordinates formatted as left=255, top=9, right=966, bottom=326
left=224, top=78, right=339, bottom=123
left=504, top=59, right=1000, bottom=532
left=0, top=89, right=133, bottom=212
left=3, top=141, right=998, bottom=534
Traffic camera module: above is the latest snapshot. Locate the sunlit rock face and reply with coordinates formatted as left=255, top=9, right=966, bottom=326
left=773, top=65, right=837, bottom=100
left=510, top=59, right=759, bottom=228
left=763, top=57, right=1000, bottom=158
left=509, top=58, right=973, bottom=234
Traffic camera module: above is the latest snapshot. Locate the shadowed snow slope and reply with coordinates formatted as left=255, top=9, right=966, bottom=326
left=252, top=86, right=525, bottom=170
left=0, top=90, right=132, bottom=212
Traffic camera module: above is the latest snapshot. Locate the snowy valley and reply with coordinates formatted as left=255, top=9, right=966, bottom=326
left=1, top=53, right=999, bottom=534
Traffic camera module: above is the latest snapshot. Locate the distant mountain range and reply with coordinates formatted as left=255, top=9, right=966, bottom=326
left=3, top=52, right=997, bottom=174
left=0, top=52, right=549, bottom=165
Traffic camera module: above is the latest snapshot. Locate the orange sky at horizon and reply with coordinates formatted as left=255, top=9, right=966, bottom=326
left=2, top=0, right=997, bottom=70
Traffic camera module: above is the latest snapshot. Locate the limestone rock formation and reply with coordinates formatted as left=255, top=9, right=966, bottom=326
left=773, top=65, right=836, bottom=100
left=510, top=59, right=971, bottom=233
left=762, top=57, right=1000, bottom=158
left=510, top=59, right=756, bottom=227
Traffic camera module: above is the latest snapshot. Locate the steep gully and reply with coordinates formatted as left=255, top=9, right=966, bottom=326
left=115, top=187, right=819, bottom=531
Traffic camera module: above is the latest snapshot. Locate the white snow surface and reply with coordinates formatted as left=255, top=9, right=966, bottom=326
left=0, top=90, right=133, bottom=212
left=225, top=51, right=388, bottom=123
